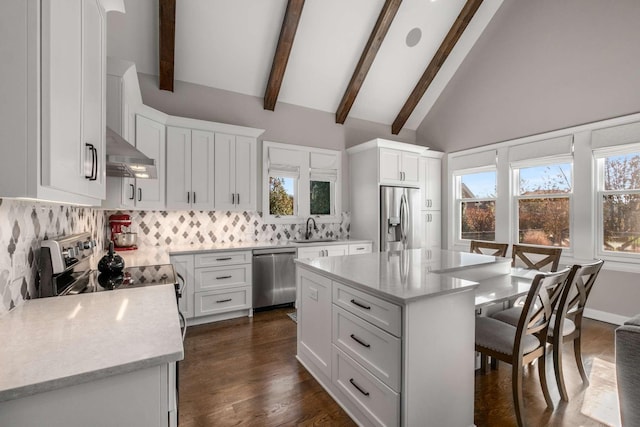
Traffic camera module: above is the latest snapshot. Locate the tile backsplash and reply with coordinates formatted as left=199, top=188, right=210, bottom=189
left=0, top=199, right=105, bottom=315
left=107, top=210, right=350, bottom=247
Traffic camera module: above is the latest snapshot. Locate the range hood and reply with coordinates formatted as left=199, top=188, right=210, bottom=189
left=105, top=127, right=157, bottom=179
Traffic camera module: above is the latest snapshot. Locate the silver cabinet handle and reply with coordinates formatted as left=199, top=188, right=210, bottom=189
left=349, top=378, right=370, bottom=396
left=129, top=184, right=135, bottom=200
left=187, top=192, right=190, bottom=203
left=138, top=188, right=142, bottom=202
left=216, top=298, right=232, bottom=304
left=193, top=192, right=196, bottom=204
left=216, top=275, right=232, bottom=280
left=232, top=193, right=235, bottom=204
left=236, top=193, right=240, bottom=204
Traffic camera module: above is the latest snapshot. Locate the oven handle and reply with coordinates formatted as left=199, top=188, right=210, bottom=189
left=179, top=310, right=187, bottom=342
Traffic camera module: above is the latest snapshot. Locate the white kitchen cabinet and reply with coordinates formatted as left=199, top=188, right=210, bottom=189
left=423, top=211, right=442, bottom=250
left=420, top=155, right=442, bottom=211
left=0, top=0, right=117, bottom=205
left=379, top=148, right=420, bottom=186
left=348, top=242, right=373, bottom=255
left=171, top=254, right=195, bottom=320
left=297, top=268, right=333, bottom=378
left=166, top=126, right=215, bottom=210
left=297, top=244, right=349, bottom=259
left=214, top=133, right=257, bottom=211
left=130, top=115, right=166, bottom=210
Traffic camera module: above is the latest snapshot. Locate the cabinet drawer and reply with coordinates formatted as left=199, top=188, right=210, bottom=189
left=194, top=287, right=250, bottom=316
left=348, top=243, right=372, bottom=255
left=333, top=347, right=399, bottom=427
left=333, top=306, right=401, bottom=392
left=333, top=282, right=402, bottom=337
left=195, top=265, right=250, bottom=291
left=194, top=251, right=251, bottom=267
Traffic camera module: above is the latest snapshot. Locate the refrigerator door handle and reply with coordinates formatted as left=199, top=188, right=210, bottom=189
left=400, top=194, right=409, bottom=244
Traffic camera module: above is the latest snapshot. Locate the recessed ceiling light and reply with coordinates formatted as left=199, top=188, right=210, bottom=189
left=406, top=27, right=422, bottom=48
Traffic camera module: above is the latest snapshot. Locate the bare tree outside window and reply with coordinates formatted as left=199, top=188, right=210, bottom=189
left=601, top=153, right=640, bottom=253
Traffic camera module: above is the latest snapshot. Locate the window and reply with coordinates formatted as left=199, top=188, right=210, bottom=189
left=269, top=176, right=296, bottom=216
left=514, top=162, right=572, bottom=247
left=456, top=170, right=497, bottom=241
left=263, top=141, right=341, bottom=223
left=597, top=150, right=640, bottom=255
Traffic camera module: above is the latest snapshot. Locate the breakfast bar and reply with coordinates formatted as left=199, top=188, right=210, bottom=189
left=294, top=249, right=511, bottom=427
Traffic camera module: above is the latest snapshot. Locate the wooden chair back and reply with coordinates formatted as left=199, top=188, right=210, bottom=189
left=470, top=241, right=509, bottom=257
left=554, top=260, right=604, bottom=330
left=516, top=268, right=571, bottom=358
left=512, top=244, right=562, bottom=272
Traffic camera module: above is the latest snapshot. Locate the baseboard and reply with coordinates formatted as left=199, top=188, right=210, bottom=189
left=584, top=308, right=630, bottom=326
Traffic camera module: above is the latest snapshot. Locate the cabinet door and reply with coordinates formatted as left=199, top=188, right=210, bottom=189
left=135, top=115, right=166, bottom=209
left=166, top=126, right=192, bottom=210
left=171, top=255, right=195, bottom=319
left=379, top=148, right=402, bottom=183
left=234, top=136, right=256, bottom=211
left=40, top=0, right=85, bottom=195
left=401, top=151, right=420, bottom=184
left=298, top=269, right=332, bottom=378
left=422, top=156, right=441, bottom=210
left=423, top=211, right=442, bottom=249
left=190, top=130, right=215, bottom=210
left=214, top=133, right=235, bottom=211
left=82, top=0, right=105, bottom=199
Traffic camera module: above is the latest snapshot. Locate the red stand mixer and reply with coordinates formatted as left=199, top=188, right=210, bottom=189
left=109, top=214, right=138, bottom=251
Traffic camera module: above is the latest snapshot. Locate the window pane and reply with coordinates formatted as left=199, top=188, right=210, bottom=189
left=310, top=180, right=331, bottom=215
left=604, top=153, right=640, bottom=191
left=269, top=176, right=295, bottom=216
left=461, top=201, right=496, bottom=241
left=518, top=197, right=570, bottom=247
left=518, top=163, right=572, bottom=195
left=460, top=171, right=496, bottom=199
left=602, top=194, right=640, bottom=252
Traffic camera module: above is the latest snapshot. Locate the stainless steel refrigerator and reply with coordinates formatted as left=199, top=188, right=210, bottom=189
left=380, top=186, right=421, bottom=251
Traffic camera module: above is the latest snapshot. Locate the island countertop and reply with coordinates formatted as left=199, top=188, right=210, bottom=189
left=0, top=284, right=184, bottom=403
left=295, top=248, right=510, bottom=304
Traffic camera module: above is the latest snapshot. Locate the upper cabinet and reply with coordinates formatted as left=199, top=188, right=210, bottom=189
left=214, top=133, right=257, bottom=211
left=166, top=127, right=215, bottom=210
left=0, top=0, right=121, bottom=204
left=379, top=148, right=420, bottom=186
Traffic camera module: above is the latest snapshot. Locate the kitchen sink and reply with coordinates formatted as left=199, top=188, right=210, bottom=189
left=293, top=238, right=339, bottom=244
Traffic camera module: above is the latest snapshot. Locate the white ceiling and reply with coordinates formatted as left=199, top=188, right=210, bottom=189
left=108, top=0, right=503, bottom=131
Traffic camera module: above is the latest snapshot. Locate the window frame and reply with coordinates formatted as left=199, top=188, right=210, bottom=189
left=262, top=141, right=342, bottom=224
left=594, top=144, right=640, bottom=261
left=454, top=166, right=498, bottom=244
left=511, top=156, right=574, bottom=251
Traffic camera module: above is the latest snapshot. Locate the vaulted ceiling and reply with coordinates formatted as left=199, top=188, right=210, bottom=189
left=114, top=0, right=504, bottom=134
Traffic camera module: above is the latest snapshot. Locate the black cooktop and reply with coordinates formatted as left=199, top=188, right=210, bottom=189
left=61, top=264, right=177, bottom=295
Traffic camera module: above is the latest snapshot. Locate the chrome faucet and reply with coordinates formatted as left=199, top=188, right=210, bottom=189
left=305, top=217, right=318, bottom=240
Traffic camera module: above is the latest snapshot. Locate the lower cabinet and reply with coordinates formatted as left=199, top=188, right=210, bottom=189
left=170, top=250, right=252, bottom=324
left=0, top=363, right=176, bottom=427
left=297, top=242, right=372, bottom=260
left=296, top=265, right=475, bottom=427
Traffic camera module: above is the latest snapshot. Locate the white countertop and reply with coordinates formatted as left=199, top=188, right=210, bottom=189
left=114, top=239, right=372, bottom=267
left=0, top=285, right=184, bottom=402
left=295, top=249, right=510, bottom=304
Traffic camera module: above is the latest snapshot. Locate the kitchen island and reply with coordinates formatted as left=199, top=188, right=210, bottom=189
left=295, top=249, right=511, bottom=427
left=0, top=284, right=183, bottom=427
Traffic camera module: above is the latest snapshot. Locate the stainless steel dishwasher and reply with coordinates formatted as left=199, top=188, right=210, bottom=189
left=252, top=248, right=297, bottom=309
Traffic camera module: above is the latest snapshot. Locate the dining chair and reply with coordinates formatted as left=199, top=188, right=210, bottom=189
left=512, top=244, right=562, bottom=272
left=475, top=268, right=571, bottom=427
left=492, top=260, right=604, bottom=401
left=470, top=240, right=509, bottom=257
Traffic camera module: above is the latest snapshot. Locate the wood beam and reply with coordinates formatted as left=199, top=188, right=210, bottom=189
left=264, top=0, right=305, bottom=111
left=336, top=0, right=402, bottom=124
left=159, top=0, right=176, bottom=92
left=391, top=0, right=483, bottom=135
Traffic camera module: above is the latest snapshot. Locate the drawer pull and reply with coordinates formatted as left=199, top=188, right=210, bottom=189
left=350, top=299, right=371, bottom=310
left=356, top=247, right=364, bottom=251
left=349, top=378, right=370, bottom=397
left=216, top=257, right=232, bottom=261
left=350, top=334, right=371, bottom=348
left=216, top=275, right=232, bottom=280
left=216, top=298, right=232, bottom=303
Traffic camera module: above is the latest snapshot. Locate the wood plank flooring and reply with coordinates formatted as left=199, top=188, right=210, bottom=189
left=179, top=308, right=620, bottom=427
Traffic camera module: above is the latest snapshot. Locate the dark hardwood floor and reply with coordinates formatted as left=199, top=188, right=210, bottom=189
left=179, top=309, right=620, bottom=427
